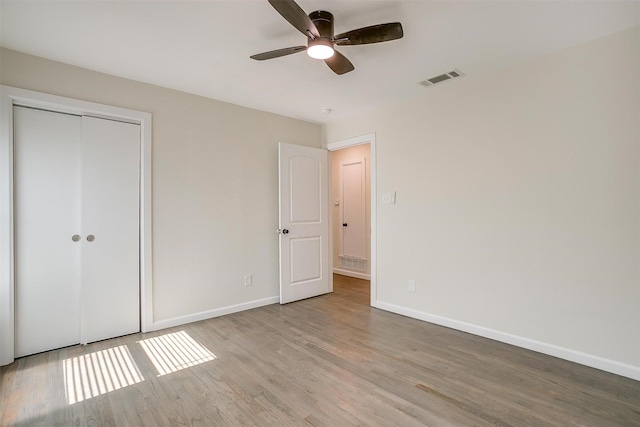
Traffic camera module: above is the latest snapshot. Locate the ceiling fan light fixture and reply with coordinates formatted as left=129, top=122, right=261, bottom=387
left=250, top=1, right=404, bottom=75
left=307, top=38, right=334, bottom=59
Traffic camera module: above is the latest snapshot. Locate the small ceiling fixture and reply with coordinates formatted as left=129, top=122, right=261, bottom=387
left=307, top=38, right=334, bottom=59
left=321, top=108, right=332, bottom=114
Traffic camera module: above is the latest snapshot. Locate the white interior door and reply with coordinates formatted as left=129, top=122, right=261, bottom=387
left=14, top=107, right=82, bottom=357
left=14, top=108, right=140, bottom=356
left=279, top=143, right=330, bottom=304
left=340, top=158, right=366, bottom=259
left=80, top=117, right=140, bottom=344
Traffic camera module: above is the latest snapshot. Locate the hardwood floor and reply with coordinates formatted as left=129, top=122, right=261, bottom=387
left=1, top=274, right=639, bottom=426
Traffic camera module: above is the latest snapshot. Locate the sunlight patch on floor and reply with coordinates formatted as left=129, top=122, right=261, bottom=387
left=138, top=330, right=216, bottom=377
left=63, top=345, right=144, bottom=404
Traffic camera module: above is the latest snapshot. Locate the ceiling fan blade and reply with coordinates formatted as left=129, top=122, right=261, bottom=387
left=334, top=22, right=403, bottom=46
left=268, top=0, right=320, bottom=39
left=325, top=51, right=354, bottom=75
left=250, top=46, right=307, bottom=60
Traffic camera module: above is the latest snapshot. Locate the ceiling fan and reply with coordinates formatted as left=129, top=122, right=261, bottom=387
left=250, top=0, right=404, bottom=75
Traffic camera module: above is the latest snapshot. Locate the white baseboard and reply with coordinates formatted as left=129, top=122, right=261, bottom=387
left=152, top=296, right=280, bottom=331
left=333, top=268, right=371, bottom=280
left=374, top=301, right=640, bottom=381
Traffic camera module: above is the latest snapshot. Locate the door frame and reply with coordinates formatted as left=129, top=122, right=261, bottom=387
left=0, top=85, right=153, bottom=366
left=324, top=133, right=377, bottom=306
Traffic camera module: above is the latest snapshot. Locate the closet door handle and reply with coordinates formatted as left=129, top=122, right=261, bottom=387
left=343, top=223, right=348, bottom=227
left=72, top=235, right=81, bottom=242
left=86, top=235, right=95, bottom=242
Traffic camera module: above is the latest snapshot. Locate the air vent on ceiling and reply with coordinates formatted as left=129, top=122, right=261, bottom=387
left=419, top=69, right=464, bottom=88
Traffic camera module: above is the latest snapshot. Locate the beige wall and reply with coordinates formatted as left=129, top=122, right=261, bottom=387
left=330, top=144, right=371, bottom=277
left=324, top=27, right=640, bottom=375
left=1, top=48, right=321, bottom=324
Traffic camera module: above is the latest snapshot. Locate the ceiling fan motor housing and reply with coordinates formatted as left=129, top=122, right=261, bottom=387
left=309, top=10, right=334, bottom=39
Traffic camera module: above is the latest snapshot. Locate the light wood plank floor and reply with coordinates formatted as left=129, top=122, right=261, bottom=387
left=1, top=274, right=639, bottom=426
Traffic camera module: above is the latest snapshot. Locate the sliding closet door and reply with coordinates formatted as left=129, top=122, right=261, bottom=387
left=14, top=107, right=82, bottom=357
left=14, top=108, right=141, bottom=357
left=80, top=117, right=140, bottom=344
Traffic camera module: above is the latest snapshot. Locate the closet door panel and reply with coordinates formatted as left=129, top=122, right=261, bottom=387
left=14, top=107, right=82, bottom=357
left=80, top=117, right=140, bottom=344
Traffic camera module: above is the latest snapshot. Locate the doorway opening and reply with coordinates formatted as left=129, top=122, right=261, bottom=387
left=325, top=133, right=376, bottom=306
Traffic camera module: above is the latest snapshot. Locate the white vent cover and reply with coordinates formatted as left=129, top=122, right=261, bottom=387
left=339, top=256, right=367, bottom=272
left=419, top=69, right=464, bottom=87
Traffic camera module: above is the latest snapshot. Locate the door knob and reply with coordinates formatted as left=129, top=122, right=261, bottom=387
left=86, top=235, right=95, bottom=242
left=282, top=229, right=289, bottom=235
left=72, top=234, right=81, bottom=242
left=343, top=223, right=348, bottom=227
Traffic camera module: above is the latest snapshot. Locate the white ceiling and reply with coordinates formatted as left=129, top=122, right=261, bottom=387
left=1, top=1, right=638, bottom=124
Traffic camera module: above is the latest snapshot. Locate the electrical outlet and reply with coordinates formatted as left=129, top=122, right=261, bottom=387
left=244, top=275, right=253, bottom=286
left=408, top=279, right=416, bottom=292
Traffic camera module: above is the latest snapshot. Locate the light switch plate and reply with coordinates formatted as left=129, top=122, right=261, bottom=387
left=382, top=192, right=396, bottom=204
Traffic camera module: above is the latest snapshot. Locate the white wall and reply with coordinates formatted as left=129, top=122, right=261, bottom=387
left=331, top=144, right=371, bottom=278
left=0, top=48, right=321, bottom=328
left=323, top=27, right=640, bottom=378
